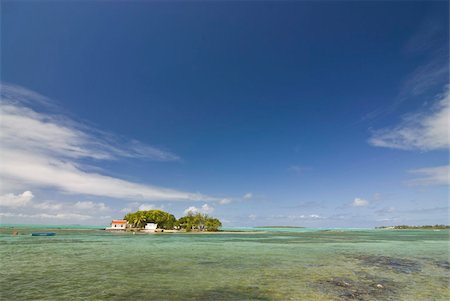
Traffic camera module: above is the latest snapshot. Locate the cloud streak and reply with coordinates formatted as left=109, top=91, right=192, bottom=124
left=0, top=191, right=34, bottom=208
left=1, top=148, right=207, bottom=201
left=243, top=193, right=253, bottom=200
left=0, top=212, right=96, bottom=221
left=399, top=60, right=448, bottom=99
left=1, top=85, right=180, bottom=161
left=184, top=204, right=215, bottom=215
left=0, top=191, right=115, bottom=223
left=369, top=88, right=449, bottom=151
left=352, top=198, right=369, bottom=207
left=0, top=83, right=213, bottom=202
left=407, top=165, right=449, bottom=186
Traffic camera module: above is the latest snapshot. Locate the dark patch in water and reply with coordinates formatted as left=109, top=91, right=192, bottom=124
left=188, top=286, right=271, bottom=301
left=355, top=255, right=421, bottom=273
left=435, top=260, right=450, bottom=270
left=418, top=257, right=450, bottom=271
left=316, top=274, right=398, bottom=301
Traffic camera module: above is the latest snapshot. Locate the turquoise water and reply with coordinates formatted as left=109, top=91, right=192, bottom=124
left=1, top=226, right=449, bottom=300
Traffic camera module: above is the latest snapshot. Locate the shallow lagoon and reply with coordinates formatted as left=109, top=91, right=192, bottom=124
left=1, top=226, right=449, bottom=300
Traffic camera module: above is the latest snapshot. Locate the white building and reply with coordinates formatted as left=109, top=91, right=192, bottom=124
left=106, top=220, right=128, bottom=230
left=143, top=223, right=158, bottom=232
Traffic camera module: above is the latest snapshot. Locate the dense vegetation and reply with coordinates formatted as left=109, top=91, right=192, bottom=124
left=124, top=210, right=176, bottom=230
left=123, top=210, right=222, bottom=231
left=178, top=212, right=222, bottom=232
left=376, top=224, right=450, bottom=229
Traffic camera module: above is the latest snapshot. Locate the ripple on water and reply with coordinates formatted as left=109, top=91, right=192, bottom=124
left=1, top=228, right=449, bottom=300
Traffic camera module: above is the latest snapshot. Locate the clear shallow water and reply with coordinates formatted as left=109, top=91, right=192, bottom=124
left=1, top=226, right=449, bottom=300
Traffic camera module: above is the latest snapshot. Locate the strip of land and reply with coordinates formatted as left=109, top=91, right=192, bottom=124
left=255, top=226, right=305, bottom=228
left=376, top=225, right=449, bottom=230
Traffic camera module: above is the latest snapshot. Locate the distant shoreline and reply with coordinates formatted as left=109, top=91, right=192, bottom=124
left=2, top=224, right=449, bottom=231
left=254, top=226, right=305, bottom=229
left=104, top=228, right=260, bottom=234
left=376, top=225, right=450, bottom=230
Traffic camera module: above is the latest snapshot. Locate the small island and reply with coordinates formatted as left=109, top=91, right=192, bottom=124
left=106, top=209, right=222, bottom=233
left=255, top=226, right=305, bottom=229
left=376, top=224, right=450, bottom=230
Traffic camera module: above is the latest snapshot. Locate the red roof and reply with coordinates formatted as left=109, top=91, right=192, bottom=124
left=112, top=220, right=127, bottom=224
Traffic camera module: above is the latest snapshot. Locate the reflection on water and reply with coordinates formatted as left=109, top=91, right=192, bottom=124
left=1, top=227, right=449, bottom=300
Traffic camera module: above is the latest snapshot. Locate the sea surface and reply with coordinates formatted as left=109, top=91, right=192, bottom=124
left=0, top=225, right=449, bottom=300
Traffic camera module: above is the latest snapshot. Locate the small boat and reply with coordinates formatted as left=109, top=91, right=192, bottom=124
left=31, top=232, right=56, bottom=236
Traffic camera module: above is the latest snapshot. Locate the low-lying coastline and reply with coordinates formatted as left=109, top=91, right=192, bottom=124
left=376, top=224, right=450, bottom=230
left=254, top=226, right=305, bottom=228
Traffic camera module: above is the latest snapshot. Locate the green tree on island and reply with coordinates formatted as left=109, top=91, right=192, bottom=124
left=177, top=212, right=222, bottom=232
left=205, top=217, right=222, bottom=231
left=124, top=210, right=222, bottom=231
left=124, top=210, right=177, bottom=230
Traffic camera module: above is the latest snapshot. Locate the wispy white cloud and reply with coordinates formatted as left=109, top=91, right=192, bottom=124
left=137, top=203, right=166, bottom=211
left=308, top=214, right=320, bottom=218
left=399, top=61, right=448, bottom=99
left=373, top=193, right=381, bottom=201
left=1, top=83, right=54, bottom=108
left=369, top=88, right=449, bottom=151
left=33, top=201, right=63, bottom=211
left=183, top=203, right=214, bottom=215
left=120, top=208, right=132, bottom=213
left=74, top=201, right=110, bottom=211
left=405, top=13, right=447, bottom=55
left=362, top=21, right=448, bottom=125
left=1, top=148, right=209, bottom=201
left=1, top=103, right=110, bottom=160
left=407, top=165, right=449, bottom=186
left=403, top=206, right=450, bottom=214
left=218, top=198, right=232, bottom=205
left=1, top=192, right=110, bottom=214
left=273, top=214, right=324, bottom=220
left=0, top=212, right=96, bottom=220
left=0, top=83, right=214, bottom=202
left=243, top=193, right=253, bottom=200
left=0, top=191, right=116, bottom=223
left=288, top=165, right=310, bottom=174
left=201, top=203, right=214, bottom=214
left=138, top=204, right=156, bottom=211
left=0, top=191, right=34, bottom=208
left=375, top=207, right=395, bottom=215
left=184, top=206, right=198, bottom=215
left=352, top=198, right=369, bottom=207
left=1, top=84, right=180, bottom=161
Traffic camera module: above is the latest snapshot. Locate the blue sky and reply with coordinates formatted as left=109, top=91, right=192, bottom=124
left=1, top=0, right=448, bottom=227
